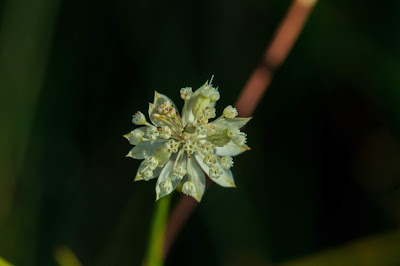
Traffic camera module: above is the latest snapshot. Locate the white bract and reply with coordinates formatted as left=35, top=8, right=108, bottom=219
left=124, top=78, right=251, bottom=202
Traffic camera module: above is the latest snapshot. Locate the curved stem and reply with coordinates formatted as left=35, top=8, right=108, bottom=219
left=162, top=0, right=318, bottom=260
left=143, top=194, right=172, bottom=266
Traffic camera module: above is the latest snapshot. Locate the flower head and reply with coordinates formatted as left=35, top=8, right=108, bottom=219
left=124, top=78, right=251, bottom=202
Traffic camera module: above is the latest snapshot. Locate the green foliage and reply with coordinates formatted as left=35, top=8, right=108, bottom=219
left=281, top=231, right=400, bottom=266
left=145, top=195, right=171, bottom=266
left=0, top=256, right=13, bottom=266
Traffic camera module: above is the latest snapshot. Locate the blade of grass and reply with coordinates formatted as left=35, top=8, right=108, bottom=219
left=144, top=195, right=172, bottom=266
left=0, top=256, right=14, bottom=266
left=0, top=0, right=61, bottom=222
left=280, top=230, right=400, bottom=266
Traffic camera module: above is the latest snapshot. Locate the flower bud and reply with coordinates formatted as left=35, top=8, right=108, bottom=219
left=180, top=87, right=193, bottom=100
left=223, top=105, right=238, bottom=118
left=220, top=156, right=234, bottom=169
left=159, top=179, right=173, bottom=194
left=132, top=111, right=147, bottom=125
left=182, top=181, right=196, bottom=196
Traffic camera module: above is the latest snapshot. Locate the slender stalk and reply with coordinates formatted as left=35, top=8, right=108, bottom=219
left=144, top=194, right=172, bottom=266
left=236, top=0, right=318, bottom=117
left=163, top=0, right=318, bottom=260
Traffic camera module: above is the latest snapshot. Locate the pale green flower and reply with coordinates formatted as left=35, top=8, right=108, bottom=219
left=124, top=78, right=252, bottom=202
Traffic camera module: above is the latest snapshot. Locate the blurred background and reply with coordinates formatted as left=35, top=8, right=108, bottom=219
left=1, top=0, right=400, bottom=265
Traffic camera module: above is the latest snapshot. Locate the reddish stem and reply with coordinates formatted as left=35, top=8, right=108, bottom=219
left=163, top=0, right=318, bottom=259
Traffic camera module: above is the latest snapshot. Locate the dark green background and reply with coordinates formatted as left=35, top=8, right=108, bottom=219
left=1, top=0, right=400, bottom=265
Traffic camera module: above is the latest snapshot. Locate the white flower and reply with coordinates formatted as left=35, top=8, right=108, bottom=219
left=223, top=105, right=238, bottom=118
left=124, top=78, right=252, bottom=202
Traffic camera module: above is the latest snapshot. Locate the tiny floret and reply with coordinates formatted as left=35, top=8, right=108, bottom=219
left=182, top=181, right=197, bottom=196
left=156, top=100, right=172, bottom=114
left=173, top=165, right=186, bottom=179
left=203, top=107, right=216, bottom=119
left=209, top=164, right=223, bottom=179
left=165, top=139, right=179, bottom=153
left=160, top=126, right=172, bottom=139
left=200, top=142, right=215, bottom=154
left=159, top=179, right=173, bottom=194
left=180, top=87, right=193, bottom=100
left=183, top=139, right=197, bottom=154
left=220, top=156, right=234, bottom=169
left=146, top=126, right=159, bottom=140
left=143, top=169, right=153, bottom=181
left=203, top=153, right=218, bottom=166
left=124, top=77, right=252, bottom=202
left=124, top=130, right=143, bottom=145
left=226, top=127, right=247, bottom=146
left=145, top=156, right=158, bottom=170
left=200, top=85, right=220, bottom=102
left=227, top=127, right=240, bottom=138
left=132, top=111, right=147, bottom=125
left=194, top=121, right=207, bottom=135
left=223, top=105, right=238, bottom=118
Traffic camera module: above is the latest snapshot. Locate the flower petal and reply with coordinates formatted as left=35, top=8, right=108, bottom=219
left=148, top=91, right=180, bottom=127
left=182, top=81, right=216, bottom=125
left=215, top=140, right=250, bottom=157
left=148, top=102, right=166, bottom=127
left=186, top=156, right=206, bottom=202
left=154, top=91, right=178, bottom=113
left=126, top=140, right=167, bottom=159
left=123, top=126, right=147, bottom=144
left=182, top=98, right=195, bottom=125
left=155, top=156, right=181, bottom=200
left=148, top=101, right=183, bottom=129
left=148, top=102, right=156, bottom=123
left=211, top=117, right=252, bottom=130
left=194, top=154, right=236, bottom=187
left=181, top=101, right=192, bottom=126
left=134, top=160, right=162, bottom=181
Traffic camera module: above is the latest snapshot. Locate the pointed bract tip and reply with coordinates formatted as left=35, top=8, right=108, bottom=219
left=193, top=197, right=201, bottom=203
left=134, top=175, right=143, bottom=182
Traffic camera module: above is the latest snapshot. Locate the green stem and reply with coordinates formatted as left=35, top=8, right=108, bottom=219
left=143, top=194, right=172, bottom=266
